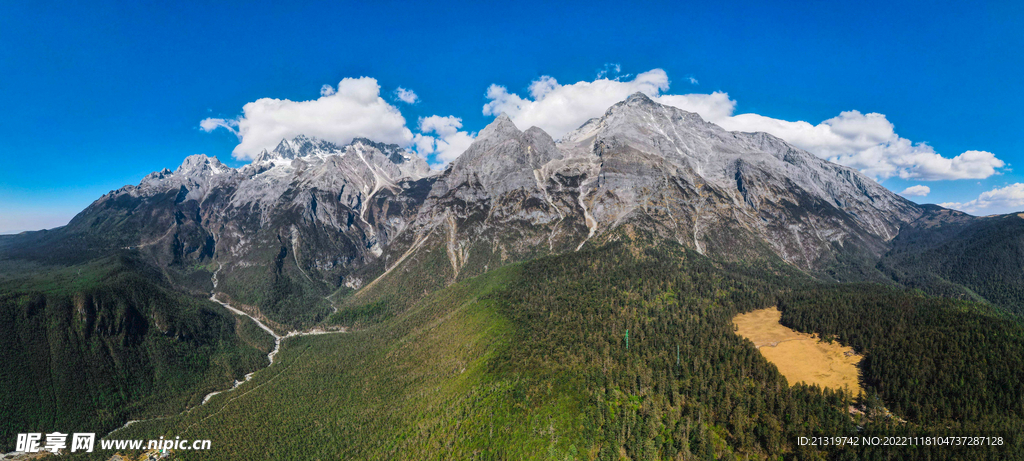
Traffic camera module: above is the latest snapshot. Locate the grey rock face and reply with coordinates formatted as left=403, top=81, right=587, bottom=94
left=64, top=136, right=434, bottom=296
left=48, top=94, right=928, bottom=321
left=380, top=92, right=921, bottom=285
left=550, top=92, right=920, bottom=265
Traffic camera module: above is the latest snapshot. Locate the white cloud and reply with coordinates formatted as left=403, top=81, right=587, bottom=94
left=657, top=92, right=736, bottom=123
left=199, top=118, right=238, bottom=136
left=200, top=77, right=413, bottom=160
left=717, top=112, right=1004, bottom=180
left=200, top=69, right=1004, bottom=178
left=419, top=115, right=462, bottom=137
left=899, top=185, right=931, bottom=197
left=940, top=183, right=1024, bottom=215
left=529, top=76, right=559, bottom=99
left=202, top=77, right=477, bottom=165
left=413, top=115, right=476, bottom=166
left=483, top=69, right=671, bottom=139
left=687, top=75, right=699, bottom=85
left=482, top=69, right=1005, bottom=181
left=394, top=87, right=419, bottom=104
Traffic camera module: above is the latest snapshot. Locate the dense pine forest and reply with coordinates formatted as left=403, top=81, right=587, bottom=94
left=89, top=235, right=1024, bottom=460
left=880, top=211, right=1024, bottom=315
left=0, top=254, right=273, bottom=451
left=780, top=284, right=1024, bottom=424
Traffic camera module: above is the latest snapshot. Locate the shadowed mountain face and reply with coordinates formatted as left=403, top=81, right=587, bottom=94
left=2, top=94, right=941, bottom=323
left=379, top=93, right=925, bottom=292
left=1, top=137, right=435, bottom=325
left=877, top=206, right=1024, bottom=315
left=560, top=94, right=922, bottom=263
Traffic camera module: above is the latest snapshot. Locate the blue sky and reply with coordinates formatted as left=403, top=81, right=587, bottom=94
left=1, top=0, right=1022, bottom=233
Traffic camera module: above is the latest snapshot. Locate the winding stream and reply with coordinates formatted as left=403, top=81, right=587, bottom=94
left=107, top=263, right=346, bottom=435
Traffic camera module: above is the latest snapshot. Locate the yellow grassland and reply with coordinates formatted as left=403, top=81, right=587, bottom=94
left=733, top=307, right=863, bottom=395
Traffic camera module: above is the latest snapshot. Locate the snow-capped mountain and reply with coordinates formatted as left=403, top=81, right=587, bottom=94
left=55, top=137, right=434, bottom=296
left=29, top=93, right=932, bottom=322
left=387, top=92, right=921, bottom=288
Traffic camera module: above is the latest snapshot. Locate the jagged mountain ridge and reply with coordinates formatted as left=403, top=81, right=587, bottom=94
left=7, top=93, right=932, bottom=323
left=383, top=92, right=922, bottom=291
left=19, top=137, right=435, bottom=324
left=560, top=93, right=921, bottom=263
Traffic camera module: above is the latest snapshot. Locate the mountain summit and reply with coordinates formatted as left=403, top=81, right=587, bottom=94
left=377, top=93, right=922, bottom=291
left=5, top=96, right=931, bottom=325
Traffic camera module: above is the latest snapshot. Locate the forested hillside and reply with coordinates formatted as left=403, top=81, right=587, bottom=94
left=780, top=284, right=1024, bottom=424
left=98, top=236, right=1024, bottom=460
left=0, top=254, right=274, bottom=451
left=880, top=210, right=1024, bottom=315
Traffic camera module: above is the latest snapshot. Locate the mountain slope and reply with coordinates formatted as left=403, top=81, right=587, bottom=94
left=105, top=238, right=1024, bottom=460
left=879, top=206, right=1024, bottom=314
left=0, top=254, right=273, bottom=451
left=556, top=93, right=920, bottom=267
left=0, top=94, right=954, bottom=327
left=2, top=137, right=435, bottom=328
left=346, top=93, right=925, bottom=314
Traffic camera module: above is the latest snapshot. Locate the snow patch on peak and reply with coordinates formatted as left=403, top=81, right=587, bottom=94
left=177, top=154, right=232, bottom=176
left=271, top=137, right=302, bottom=159
left=625, top=91, right=655, bottom=104
left=560, top=117, right=605, bottom=144
left=350, top=138, right=412, bottom=165
left=127, top=153, right=238, bottom=202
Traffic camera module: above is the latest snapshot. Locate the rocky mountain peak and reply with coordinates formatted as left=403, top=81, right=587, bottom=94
left=608, top=92, right=711, bottom=130
left=270, top=135, right=346, bottom=161
left=477, top=113, right=520, bottom=140
left=119, top=154, right=239, bottom=203
left=350, top=137, right=414, bottom=166
left=176, top=154, right=232, bottom=177
left=141, top=168, right=173, bottom=181
left=271, top=138, right=300, bottom=159
left=55, top=93, right=932, bottom=297
left=624, top=91, right=656, bottom=106
left=252, top=135, right=428, bottom=177
left=438, top=112, right=565, bottom=196
left=251, top=141, right=297, bottom=164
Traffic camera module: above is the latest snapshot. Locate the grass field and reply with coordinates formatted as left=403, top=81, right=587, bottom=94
left=733, top=307, right=863, bottom=395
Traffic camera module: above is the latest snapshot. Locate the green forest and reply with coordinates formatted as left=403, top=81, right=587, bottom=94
left=880, top=212, right=1024, bottom=315
left=0, top=254, right=273, bottom=451
left=93, top=238, right=1024, bottom=460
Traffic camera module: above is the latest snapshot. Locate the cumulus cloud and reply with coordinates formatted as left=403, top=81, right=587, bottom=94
left=412, top=115, right=475, bottom=166
left=200, top=69, right=1004, bottom=176
left=482, top=69, right=1005, bottom=181
left=394, top=87, right=419, bottom=104
left=657, top=92, right=736, bottom=122
left=687, top=76, right=699, bottom=85
left=899, top=185, right=931, bottom=197
left=717, top=112, right=1004, bottom=180
left=419, top=115, right=462, bottom=136
left=200, top=77, right=413, bottom=160
left=483, top=69, right=671, bottom=139
left=940, top=183, right=1024, bottom=215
